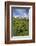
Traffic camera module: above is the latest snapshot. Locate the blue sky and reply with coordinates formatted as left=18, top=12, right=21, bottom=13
left=12, top=7, right=30, bottom=17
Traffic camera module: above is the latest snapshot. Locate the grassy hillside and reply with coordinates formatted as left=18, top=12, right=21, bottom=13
left=11, top=17, right=29, bottom=36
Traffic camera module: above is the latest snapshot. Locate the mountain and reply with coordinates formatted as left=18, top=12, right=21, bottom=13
left=13, top=15, right=29, bottom=19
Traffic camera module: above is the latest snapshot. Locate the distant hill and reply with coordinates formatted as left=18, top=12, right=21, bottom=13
left=13, top=15, right=29, bottom=19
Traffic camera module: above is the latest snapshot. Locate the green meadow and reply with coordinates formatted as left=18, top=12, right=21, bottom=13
left=11, top=17, right=29, bottom=36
